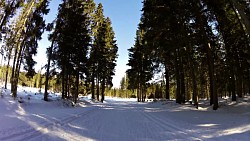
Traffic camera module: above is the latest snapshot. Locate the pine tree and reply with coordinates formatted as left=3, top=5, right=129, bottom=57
left=51, top=0, right=90, bottom=103
left=127, top=26, right=153, bottom=102
left=88, top=4, right=118, bottom=102
left=96, top=17, right=118, bottom=103
left=89, top=3, right=105, bottom=101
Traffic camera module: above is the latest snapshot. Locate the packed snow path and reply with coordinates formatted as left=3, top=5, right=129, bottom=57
left=0, top=96, right=250, bottom=141
left=1, top=101, right=200, bottom=141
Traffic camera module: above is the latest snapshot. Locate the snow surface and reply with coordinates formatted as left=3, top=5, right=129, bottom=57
left=0, top=85, right=249, bottom=141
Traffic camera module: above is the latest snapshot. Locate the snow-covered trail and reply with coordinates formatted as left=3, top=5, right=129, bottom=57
left=37, top=101, right=249, bottom=141
left=0, top=97, right=249, bottom=141
left=32, top=102, right=205, bottom=141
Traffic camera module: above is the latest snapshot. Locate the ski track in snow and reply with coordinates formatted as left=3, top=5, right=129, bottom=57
left=0, top=106, right=99, bottom=141
left=141, top=110, right=203, bottom=141
left=19, top=101, right=249, bottom=141
left=0, top=87, right=250, bottom=141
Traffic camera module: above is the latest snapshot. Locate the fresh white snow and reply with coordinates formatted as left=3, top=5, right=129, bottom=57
left=0, top=85, right=249, bottom=141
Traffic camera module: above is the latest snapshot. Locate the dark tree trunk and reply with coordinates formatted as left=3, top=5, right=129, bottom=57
left=249, top=79, right=250, bottom=95
left=248, top=69, right=250, bottom=95
left=164, top=64, right=170, bottom=100
left=16, top=50, right=23, bottom=79
left=101, top=78, right=105, bottom=103
left=96, top=74, right=99, bottom=101
left=11, top=47, right=18, bottom=94
left=189, top=50, right=198, bottom=108
left=61, top=67, right=65, bottom=99
left=65, top=73, right=69, bottom=99
left=66, top=74, right=70, bottom=98
left=237, top=75, right=243, bottom=98
left=236, top=57, right=243, bottom=98
left=11, top=33, right=26, bottom=98
left=140, top=85, right=143, bottom=102
left=137, top=80, right=142, bottom=102
left=174, top=49, right=181, bottom=104
left=75, top=68, right=79, bottom=104
left=4, top=48, right=12, bottom=89
left=91, top=70, right=95, bottom=100
left=137, top=88, right=140, bottom=102
left=142, top=86, right=146, bottom=102
left=44, top=39, right=54, bottom=101
left=191, top=68, right=198, bottom=109
left=140, top=86, right=143, bottom=102
left=206, top=43, right=218, bottom=110
left=231, top=74, right=236, bottom=101
left=199, top=65, right=205, bottom=99
left=12, top=46, right=23, bottom=98
left=243, top=82, right=246, bottom=96
left=180, top=56, right=185, bottom=103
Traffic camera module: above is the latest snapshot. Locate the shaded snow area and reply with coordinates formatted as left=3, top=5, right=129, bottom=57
left=0, top=86, right=249, bottom=141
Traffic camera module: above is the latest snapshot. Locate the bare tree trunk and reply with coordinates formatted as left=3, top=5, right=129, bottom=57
left=61, top=66, right=65, bottom=99
left=91, top=69, right=95, bottom=100
left=96, top=74, right=99, bottom=101
left=75, top=68, right=79, bottom=104
left=174, top=48, right=181, bottom=104
left=191, top=60, right=198, bottom=109
left=247, top=69, right=250, bottom=95
left=164, top=63, right=170, bottom=100
left=4, top=47, right=12, bottom=89
left=101, top=78, right=105, bottom=103
left=66, top=74, right=70, bottom=98
left=17, top=50, right=23, bottom=79
left=11, top=47, right=18, bottom=94
left=199, top=64, right=205, bottom=99
left=180, top=56, right=185, bottom=103
left=140, top=85, right=142, bottom=101
left=137, top=81, right=141, bottom=102
left=236, top=74, right=243, bottom=98
left=231, top=73, right=236, bottom=101
left=44, top=39, right=54, bottom=101
left=206, top=43, right=218, bottom=110
left=12, top=38, right=25, bottom=98
left=138, top=88, right=140, bottom=102
left=188, top=44, right=198, bottom=108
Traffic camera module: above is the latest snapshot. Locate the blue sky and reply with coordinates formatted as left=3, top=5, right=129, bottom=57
left=35, top=0, right=143, bottom=88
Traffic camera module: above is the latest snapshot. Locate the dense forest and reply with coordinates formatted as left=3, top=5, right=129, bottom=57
left=127, top=0, right=250, bottom=110
left=0, top=0, right=118, bottom=103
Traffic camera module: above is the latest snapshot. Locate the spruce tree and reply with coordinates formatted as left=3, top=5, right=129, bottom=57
left=51, top=0, right=90, bottom=103
left=89, top=3, right=105, bottom=101
left=87, top=4, right=117, bottom=102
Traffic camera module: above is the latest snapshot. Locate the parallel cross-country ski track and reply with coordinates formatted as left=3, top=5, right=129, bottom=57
left=0, top=106, right=99, bottom=141
left=0, top=99, right=249, bottom=141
